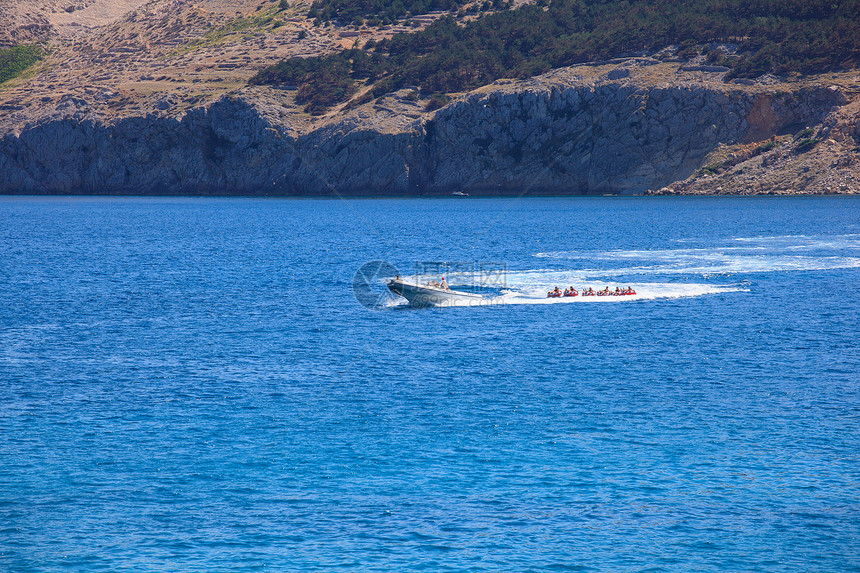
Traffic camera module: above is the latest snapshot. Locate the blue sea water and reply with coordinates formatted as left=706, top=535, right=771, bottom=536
left=1, top=196, right=859, bottom=572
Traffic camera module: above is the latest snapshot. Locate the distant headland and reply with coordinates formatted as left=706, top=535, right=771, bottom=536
left=1, top=0, right=858, bottom=196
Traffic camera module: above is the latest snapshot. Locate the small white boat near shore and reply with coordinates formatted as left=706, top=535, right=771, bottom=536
left=387, top=278, right=484, bottom=307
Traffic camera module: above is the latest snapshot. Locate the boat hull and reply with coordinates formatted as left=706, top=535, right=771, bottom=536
left=387, top=280, right=484, bottom=307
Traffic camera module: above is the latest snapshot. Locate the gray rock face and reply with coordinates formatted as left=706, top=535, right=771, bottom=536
left=1, top=97, right=299, bottom=195
left=0, top=80, right=847, bottom=195
left=417, top=84, right=844, bottom=194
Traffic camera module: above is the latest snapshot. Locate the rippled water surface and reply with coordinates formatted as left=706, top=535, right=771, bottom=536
left=1, top=196, right=859, bottom=572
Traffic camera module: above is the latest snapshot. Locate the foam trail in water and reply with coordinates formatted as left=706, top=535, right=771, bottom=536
left=533, top=233, right=860, bottom=278
left=385, top=234, right=858, bottom=308
left=496, top=282, right=744, bottom=305
left=384, top=278, right=744, bottom=308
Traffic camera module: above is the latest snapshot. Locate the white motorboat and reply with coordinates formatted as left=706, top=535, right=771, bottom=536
left=387, top=278, right=484, bottom=307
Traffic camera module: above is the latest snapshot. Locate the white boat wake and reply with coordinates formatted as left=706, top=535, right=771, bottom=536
left=384, top=234, right=858, bottom=308
left=496, top=282, right=744, bottom=305
left=385, top=275, right=744, bottom=307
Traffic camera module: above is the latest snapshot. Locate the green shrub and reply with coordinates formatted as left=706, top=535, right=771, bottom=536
left=425, top=93, right=451, bottom=111
left=752, top=140, right=779, bottom=154
left=308, top=0, right=461, bottom=24
left=249, top=49, right=385, bottom=113
left=253, top=0, right=860, bottom=113
left=794, top=127, right=815, bottom=139
left=0, top=44, right=44, bottom=84
left=795, top=138, right=821, bottom=152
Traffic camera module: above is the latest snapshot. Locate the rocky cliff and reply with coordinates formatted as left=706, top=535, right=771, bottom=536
left=2, top=0, right=858, bottom=196
left=2, top=61, right=857, bottom=195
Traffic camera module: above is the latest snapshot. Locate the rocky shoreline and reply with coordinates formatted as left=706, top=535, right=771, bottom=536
left=2, top=0, right=859, bottom=197
left=2, top=59, right=858, bottom=196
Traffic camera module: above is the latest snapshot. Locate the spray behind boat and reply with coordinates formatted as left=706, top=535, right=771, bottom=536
left=387, top=261, right=507, bottom=307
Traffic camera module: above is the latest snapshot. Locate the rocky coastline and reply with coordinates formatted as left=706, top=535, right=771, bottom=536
left=2, top=60, right=858, bottom=196
left=1, top=0, right=858, bottom=199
